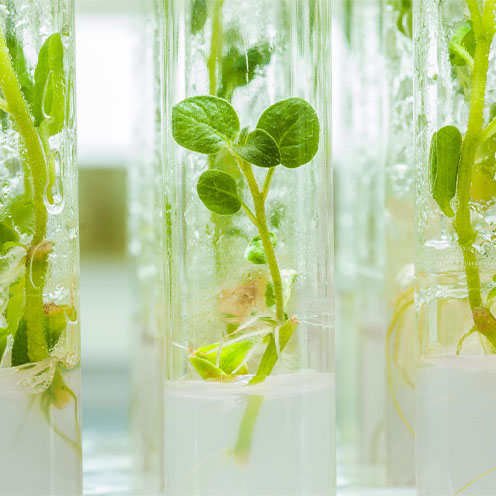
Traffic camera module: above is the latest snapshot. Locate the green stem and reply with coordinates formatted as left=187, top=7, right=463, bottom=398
left=25, top=243, right=51, bottom=362
left=483, top=0, right=496, bottom=33
left=207, top=0, right=224, bottom=97
left=0, top=28, right=49, bottom=362
left=454, top=15, right=495, bottom=316
left=451, top=43, right=475, bottom=70
left=240, top=202, right=258, bottom=227
left=233, top=395, right=263, bottom=464
left=262, top=168, right=275, bottom=202
left=456, top=326, right=477, bottom=355
left=234, top=154, right=284, bottom=321
left=0, top=29, right=47, bottom=244
left=467, top=0, right=483, bottom=34
left=207, top=1, right=227, bottom=274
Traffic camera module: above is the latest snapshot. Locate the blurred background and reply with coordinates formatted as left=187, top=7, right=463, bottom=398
left=76, top=0, right=145, bottom=492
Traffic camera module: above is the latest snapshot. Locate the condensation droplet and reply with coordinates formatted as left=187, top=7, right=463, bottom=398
left=44, top=149, right=65, bottom=214
left=41, top=71, right=54, bottom=121
left=67, top=69, right=76, bottom=128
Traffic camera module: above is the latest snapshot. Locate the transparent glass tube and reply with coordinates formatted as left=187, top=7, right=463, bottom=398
left=333, top=0, right=387, bottom=487
left=0, top=1, right=81, bottom=495
left=383, top=0, right=416, bottom=487
left=129, top=0, right=165, bottom=493
left=161, top=0, right=334, bottom=494
left=415, top=0, right=496, bottom=493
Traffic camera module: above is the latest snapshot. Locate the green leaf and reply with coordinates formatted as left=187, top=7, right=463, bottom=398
left=11, top=318, right=29, bottom=366
left=191, top=0, right=208, bottom=33
left=197, top=170, right=242, bottom=215
left=245, top=232, right=277, bottom=265
left=429, top=125, right=462, bottom=217
left=44, top=303, right=75, bottom=351
left=0, top=221, right=19, bottom=250
left=449, top=20, right=476, bottom=67
left=395, top=0, right=412, bottom=38
left=194, top=338, right=256, bottom=375
left=218, top=42, right=272, bottom=101
left=249, top=318, right=298, bottom=385
left=6, top=26, right=35, bottom=107
left=9, top=196, right=35, bottom=235
left=1, top=276, right=25, bottom=339
left=233, top=129, right=281, bottom=168
left=212, top=147, right=242, bottom=179
left=0, top=245, right=26, bottom=289
left=257, top=98, right=320, bottom=168
left=269, top=201, right=286, bottom=229
left=189, top=356, right=227, bottom=380
left=33, top=33, right=66, bottom=136
left=488, top=285, right=496, bottom=305
left=172, top=96, right=240, bottom=155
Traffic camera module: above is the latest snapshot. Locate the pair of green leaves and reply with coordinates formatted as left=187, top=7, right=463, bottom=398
left=429, top=125, right=462, bottom=217
left=189, top=317, right=299, bottom=383
left=189, top=338, right=256, bottom=380
left=172, top=95, right=319, bottom=168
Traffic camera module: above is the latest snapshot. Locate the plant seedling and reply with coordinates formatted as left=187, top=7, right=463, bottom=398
left=428, top=7, right=496, bottom=353
left=172, top=93, right=318, bottom=338
left=172, top=94, right=320, bottom=458
left=0, top=19, right=79, bottom=448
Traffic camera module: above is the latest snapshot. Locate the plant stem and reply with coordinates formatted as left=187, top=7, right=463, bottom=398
left=234, top=153, right=285, bottom=321
left=207, top=0, right=224, bottom=97
left=233, top=395, right=263, bottom=464
left=207, top=0, right=228, bottom=275
left=467, top=0, right=483, bottom=34
left=451, top=43, right=475, bottom=70
left=454, top=10, right=495, bottom=317
left=262, top=168, right=275, bottom=201
left=0, top=28, right=49, bottom=362
left=0, top=29, right=47, bottom=244
left=240, top=202, right=258, bottom=227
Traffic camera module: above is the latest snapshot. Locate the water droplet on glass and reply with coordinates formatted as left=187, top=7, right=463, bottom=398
left=42, top=71, right=54, bottom=120
left=44, top=149, right=65, bottom=214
